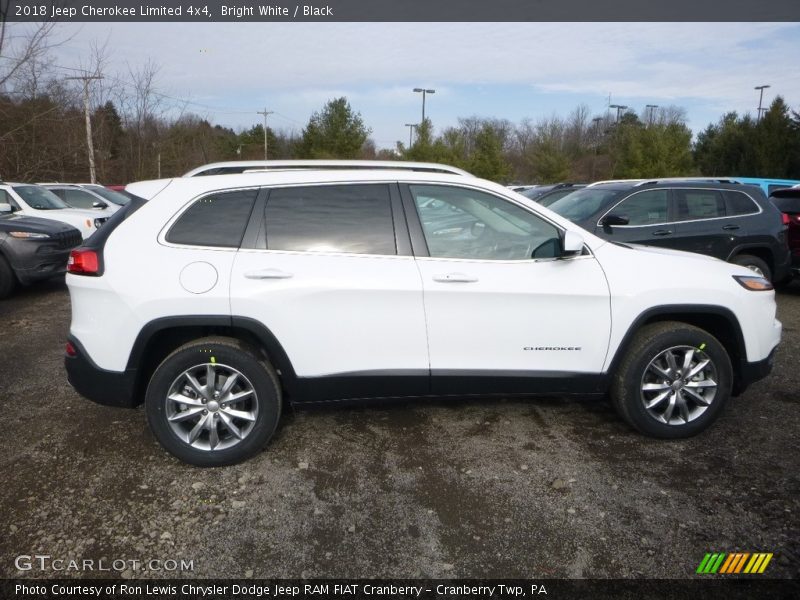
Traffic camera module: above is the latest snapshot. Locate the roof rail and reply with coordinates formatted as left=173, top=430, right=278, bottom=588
left=586, top=179, right=645, bottom=187
left=183, top=160, right=473, bottom=178
left=632, top=177, right=742, bottom=186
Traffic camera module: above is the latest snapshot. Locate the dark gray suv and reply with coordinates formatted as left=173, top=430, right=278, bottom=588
left=547, top=180, right=791, bottom=283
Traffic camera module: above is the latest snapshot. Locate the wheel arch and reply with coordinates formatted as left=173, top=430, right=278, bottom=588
left=127, top=316, right=298, bottom=405
left=608, top=305, right=748, bottom=395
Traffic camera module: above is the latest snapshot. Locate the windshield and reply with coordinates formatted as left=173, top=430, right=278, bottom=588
left=548, top=188, right=621, bottom=222
left=12, top=185, right=69, bottom=210
left=85, top=186, right=130, bottom=206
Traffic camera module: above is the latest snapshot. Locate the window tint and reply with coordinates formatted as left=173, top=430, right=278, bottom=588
left=724, top=191, right=759, bottom=216
left=614, top=190, right=669, bottom=225
left=167, top=189, right=258, bottom=247
left=548, top=188, right=620, bottom=222
left=264, top=185, right=395, bottom=255
left=12, top=185, right=69, bottom=210
left=410, top=185, right=561, bottom=260
left=0, top=190, right=9, bottom=204
left=675, top=189, right=726, bottom=221
left=61, top=188, right=101, bottom=209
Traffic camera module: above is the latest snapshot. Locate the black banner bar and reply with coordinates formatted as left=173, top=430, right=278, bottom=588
left=2, top=0, right=800, bottom=22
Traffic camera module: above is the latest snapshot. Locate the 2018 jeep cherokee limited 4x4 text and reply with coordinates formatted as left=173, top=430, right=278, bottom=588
left=64, top=168, right=782, bottom=466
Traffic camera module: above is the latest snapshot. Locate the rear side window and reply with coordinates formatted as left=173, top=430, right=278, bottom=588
left=61, top=188, right=100, bottom=209
left=723, top=191, right=759, bottom=216
left=264, top=184, right=396, bottom=255
left=167, top=189, right=258, bottom=247
left=675, top=189, right=726, bottom=220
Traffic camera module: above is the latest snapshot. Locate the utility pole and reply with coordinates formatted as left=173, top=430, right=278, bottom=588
left=256, top=108, right=274, bottom=160
left=609, top=104, right=628, bottom=124
left=413, top=88, right=435, bottom=123
left=754, top=85, right=770, bottom=123
left=404, top=123, right=417, bottom=147
left=66, top=75, right=103, bottom=183
left=645, top=104, right=659, bottom=126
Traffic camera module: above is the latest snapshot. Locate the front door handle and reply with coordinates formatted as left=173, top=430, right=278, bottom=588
left=652, top=229, right=673, bottom=236
left=244, top=268, right=294, bottom=280
left=722, top=224, right=740, bottom=231
left=433, top=272, right=479, bottom=283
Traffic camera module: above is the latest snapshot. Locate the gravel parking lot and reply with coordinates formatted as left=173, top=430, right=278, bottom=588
left=1, top=280, right=798, bottom=580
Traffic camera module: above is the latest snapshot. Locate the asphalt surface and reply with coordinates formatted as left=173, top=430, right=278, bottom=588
left=1, top=279, right=798, bottom=580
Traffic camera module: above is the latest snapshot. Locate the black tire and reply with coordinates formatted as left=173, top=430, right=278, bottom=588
left=731, top=254, right=772, bottom=282
left=145, top=337, right=281, bottom=467
left=610, top=322, right=732, bottom=439
left=0, top=255, right=16, bottom=299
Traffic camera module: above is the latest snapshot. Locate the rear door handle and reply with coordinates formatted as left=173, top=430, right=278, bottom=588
left=652, top=229, right=673, bottom=236
left=433, top=272, right=479, bottom=283
left=244, top=268, right=294, bottom=280
left=722, top=224, right=740, bottom=231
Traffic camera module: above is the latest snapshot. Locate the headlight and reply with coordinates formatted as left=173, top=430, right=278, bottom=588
left=733, top=275, right=773, bottom=291
left=94, top=218, right=105, bottom=228
left=8, top=231, right=50, bottom=239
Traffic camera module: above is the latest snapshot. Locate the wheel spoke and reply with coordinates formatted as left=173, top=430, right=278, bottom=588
left=661, top=392, right=677, bottom=423
left=643, top=382, right=671, bottom=391
left=676, top=392, right=690, bottom=422
left=208, top=414, right=220, bottom=449
left=168, top=407, right=205, bottom=422
left=648, top=362, right=672, bottom=380
left=685, top=359, right=710, bottom=380
left=219, top=411, right=243, bottom=439
left=219, top=373, right=240, bottom=398
left=221, top=407, right=257, bottom=422
left=188, top=413, right=210, bottom=444
left=206, top=364, right=217, bottom=394
left=227, top=389, right=254, bottom=404
left=684, top=379, right=716, bottom=389
left=168, top=392, right=205, bottom=407
left=682, top=386, right=711, bottom=405
left=681, top=348, right=695, bottom=374
left=645, top=390, right=671, bottom=409
left=664, top=350, right=679, bottom=374
left=184, top=372, right=208, bottom=400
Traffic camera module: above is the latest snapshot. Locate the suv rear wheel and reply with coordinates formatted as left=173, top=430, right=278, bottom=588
left=145, top=337, right=281, bottom=466
left=732, top=254, right=772, bottom=282
left=611, top=322, right=732, bottom=438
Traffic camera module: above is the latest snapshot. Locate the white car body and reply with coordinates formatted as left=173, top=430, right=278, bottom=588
left=64, top=168, right=782, bottom=463
left=0, top=183, right=102, bottom=239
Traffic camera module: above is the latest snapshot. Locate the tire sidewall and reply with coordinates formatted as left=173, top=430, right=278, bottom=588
left=145, top=342, right=280, bottom=467
left=618, top=328, right=732, bottom=438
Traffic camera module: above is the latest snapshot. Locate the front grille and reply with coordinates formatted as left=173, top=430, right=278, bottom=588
left=53, top=229, right=83, bottom=250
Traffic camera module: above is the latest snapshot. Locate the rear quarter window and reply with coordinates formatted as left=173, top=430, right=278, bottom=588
left=723, top=191, right=760, bottom=216
left=167, top=189, right=259, bottom=248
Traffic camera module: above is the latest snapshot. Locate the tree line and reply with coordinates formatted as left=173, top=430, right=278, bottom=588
left=1, top=22, right=799, bottom=184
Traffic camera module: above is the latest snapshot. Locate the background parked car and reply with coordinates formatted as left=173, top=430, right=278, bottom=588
left=769, top=187, right=800, bottom=279
left=521, top=183, right=586, bottom=206
left=0, top=204, right=82, bottom=298
left=40, top=184, right=121, bottom=214
left=75, top=184, right=131, bottom=207
left=547, top=180, right=791, bottom=282
left=0, top=182, right=105, bottom=239
left=726, top=177, right=800, bottom=196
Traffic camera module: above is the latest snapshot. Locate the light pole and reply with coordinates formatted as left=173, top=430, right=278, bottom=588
left=645, top=104, right=659, bottom=126
left=609, top=104, right=628, bottom=124
left=754, top=85, right=770, bottom=122
left=413, top=88, right=435, bottom=122
left=404, top=123, right=417, bottom=147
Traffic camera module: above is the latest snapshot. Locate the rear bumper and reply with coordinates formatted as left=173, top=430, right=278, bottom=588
left=65, top=336, right=139, bottom=408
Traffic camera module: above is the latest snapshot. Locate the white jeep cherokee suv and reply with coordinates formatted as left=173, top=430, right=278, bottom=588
left=65, top=169, right=782, bottom=466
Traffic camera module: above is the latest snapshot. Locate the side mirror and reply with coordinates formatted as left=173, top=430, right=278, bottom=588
left=562, top=230, right=584, bottom=256
left=0, top=203, right=12, bottom=213
left=92, top=201, right=108, bottom=209
left=601, top=214, right=629, bottom=227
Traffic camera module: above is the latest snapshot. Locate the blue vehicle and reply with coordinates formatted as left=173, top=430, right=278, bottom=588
left=724, top=177, right=800, bottom=196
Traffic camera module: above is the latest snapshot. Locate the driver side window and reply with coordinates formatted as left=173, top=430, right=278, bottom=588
left=410, top=185, right=561, bottom=260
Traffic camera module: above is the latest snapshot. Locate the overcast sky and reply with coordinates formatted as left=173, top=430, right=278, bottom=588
left=50, top=22, right=800, bottom=148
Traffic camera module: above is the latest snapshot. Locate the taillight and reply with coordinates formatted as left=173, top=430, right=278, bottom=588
left=67, top=248, right=100, bottom=275
left=65, top=341, right=77, bottom=357
left=782, top=213, right=790, bottom=226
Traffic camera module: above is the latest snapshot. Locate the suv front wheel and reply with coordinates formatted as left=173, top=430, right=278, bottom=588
left=145, top=337, right=282, bottom=466
left=611, top=322, right=732, bottom=438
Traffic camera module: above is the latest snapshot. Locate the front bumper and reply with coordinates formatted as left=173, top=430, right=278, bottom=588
left=65, top=336, right=139, bottom=408
left=733, top=348, right=777, bottom=396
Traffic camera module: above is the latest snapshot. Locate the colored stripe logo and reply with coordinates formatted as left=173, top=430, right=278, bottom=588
left=696, top=552, right=773, bottom=574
